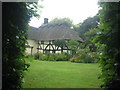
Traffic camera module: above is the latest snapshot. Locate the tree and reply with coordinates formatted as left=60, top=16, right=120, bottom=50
left=84, top=28, right=99, bottom=52
left=95, top=2, right=120, bottom=88
left=74, top=15, right=100, bottom=51
left=53, top=39, right=67, bottom=53
left=75, top=15, right=100, bottom=39
left=2, top=2, right=40, bottom=89
left=49, top=17, right=73, bottom=27
left=67, top=40, right=79, bottom=56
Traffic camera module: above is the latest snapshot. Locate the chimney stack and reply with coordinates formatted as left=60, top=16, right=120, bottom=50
left=44, top=18, right=48, bottom=24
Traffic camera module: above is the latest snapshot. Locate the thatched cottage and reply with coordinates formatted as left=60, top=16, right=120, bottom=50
left=26, top=18, right=84, bottom=55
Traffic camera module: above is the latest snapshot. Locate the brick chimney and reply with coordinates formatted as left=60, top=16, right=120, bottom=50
left=44, top=18, right=48, bottom=24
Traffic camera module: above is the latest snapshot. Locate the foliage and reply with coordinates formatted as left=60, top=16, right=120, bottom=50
left=54, top=53, right=68, bottom=61
left=39, top=53, right=48, bottom=61
left=34, top=53, right=40, bottom=60
left=70, top=48, right=96, bottom=63
left=70, top=55, right=95, bottom=63
left=70, top=56, right=82, bottom=63
left=84, top=28, right=99, bottom=52
left=2, top=2, right=40, bottom=89
left=88, top=52, right=99, bottom=63
left=63, top=52, right=72, bottom=61
left=24, top=54, right=34, bottom=67
left=30, top=49, right=99, bottom=63
left=47, top=54, right=56, bottom=61
left=73, top=15, right=100, bottom=52
left=67, top=40, right=79, bottom=56
left=82, top=15, right=99, bottom=33
left=85, top=28, right=99, bottom=40
left=49, top=17, right=73, bottom=27
left=24, top=53, right=34, bottom=63
left=75, top=15, right=100, bottom=39
left=72, top=16, right=100, bottom=65
left=34, top=53, right=70, bottom=61
left=76, top=48, right=90, bottom=55
left=94, top=2, right=120, bottom=88
left=53, top=39, right=67, bottom=53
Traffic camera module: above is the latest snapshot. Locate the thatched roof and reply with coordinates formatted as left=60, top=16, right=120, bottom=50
left=28, top=21, right=84, bottom=42
left=28, top=26, right=38, bottom=40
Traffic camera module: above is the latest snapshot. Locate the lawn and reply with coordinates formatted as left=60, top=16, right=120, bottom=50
left=22, top=60, right=102, bottom=88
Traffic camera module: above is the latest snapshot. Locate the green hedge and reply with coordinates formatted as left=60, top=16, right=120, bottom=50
left=33, top=53, right=71, bottom=61
left=2, top=2, right=39, bottom=89
left=70, top=54, right=95, bottom=63
left=69, top=48, right=99, bottom=63
left=33, top=52, right=98, bottom=63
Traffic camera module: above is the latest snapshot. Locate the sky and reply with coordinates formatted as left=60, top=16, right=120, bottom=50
left=29, top=0, right=100, bottom=28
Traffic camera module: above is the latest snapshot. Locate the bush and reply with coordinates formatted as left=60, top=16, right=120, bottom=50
left=67, top=40, right=79, bottom=56
left=63, top=52, right=72, bottom=61
left=39, top=54, right=49, bottom=61
left=34, top=53, right=70, bottom=61
left=2, top=2, right=39, bottom=89
left=47, top=54, right=56, bottom=61
left=46, top=53, right=69, bottom=61
left=55, top=54, right=67, bottom=61
left=88, top=52, right=99, bottom=63
left=83, top=55, right=94, bottom=63
left=70, top=55, right=95, bottom=63
left=70, top=56, right=83, bottom=63
left=33, top=50, right=98, bottom=63
left=34, top=53, right=40, bottom=60
left=76, top=48, right=90, bottom=55
left=69, top=48, right=98, bottom=63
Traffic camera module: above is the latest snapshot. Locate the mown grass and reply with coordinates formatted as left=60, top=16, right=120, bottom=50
left=22, top=60, right=102, bottom=88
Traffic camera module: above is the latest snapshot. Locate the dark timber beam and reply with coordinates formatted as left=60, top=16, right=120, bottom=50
left=31, top=47, right=33, bottom=55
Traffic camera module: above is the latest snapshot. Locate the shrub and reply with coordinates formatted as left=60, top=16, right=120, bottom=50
left=39, top=54, right=48, bottom=61
left=47, top=54, right=56, bottom=61
left=88, top=52, right=99, bottom=63
left=34, top=53, right=40, bottom=60
left=70, top=56, right=83, bottom=63
left=2, top=2, right=39, bottom=89
left=83, top=55, right=94, bottom=63
left=67, top=40, right=79, bottom=56
left=63, top=52, right=72, bottom=61
left=33, top=53, right=71, bottom=61
left=94, top=3, right=120, bottom=88
left=55, top=54, right=67, bottom=61
left=70, top=48, right=98, bottom=63
left=76, top=48, right=90, bottom=55
left=70, top=53, right=95, bottom=63
left=35, top=53, right=70, bottom=61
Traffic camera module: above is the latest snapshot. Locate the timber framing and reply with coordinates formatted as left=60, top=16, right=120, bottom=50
left=36, top=40, right=71, bottom=54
